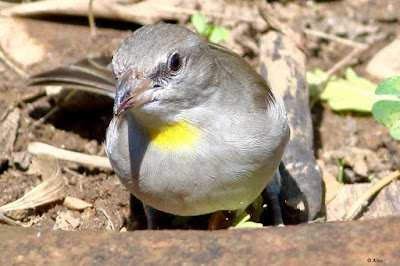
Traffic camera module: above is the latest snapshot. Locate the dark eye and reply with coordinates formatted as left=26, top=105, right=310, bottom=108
left=169, top=53, right=182, bottom=72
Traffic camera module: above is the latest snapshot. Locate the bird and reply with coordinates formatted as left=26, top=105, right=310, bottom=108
left=31, top=23, right=290, bottom=228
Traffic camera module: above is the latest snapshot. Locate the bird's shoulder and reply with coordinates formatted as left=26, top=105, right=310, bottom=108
left=207, top=43, right=275, bottom=110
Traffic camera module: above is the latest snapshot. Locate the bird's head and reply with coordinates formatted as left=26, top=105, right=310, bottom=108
left=111, top=23, right=218, bottom=126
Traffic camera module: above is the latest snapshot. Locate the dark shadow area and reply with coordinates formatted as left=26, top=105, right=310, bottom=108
left=278, top=162, right=309, bottom=224
left=23, top=15, right=179, bottom=31
left=29, top=104, right=113, bottom=143
left=24, top=15, right=144, bottom=31
left=49, top=108, right=112, bottom=142
left=311, top=101, right=324, bottom=157
left=127, top=196, right=212, bottom=230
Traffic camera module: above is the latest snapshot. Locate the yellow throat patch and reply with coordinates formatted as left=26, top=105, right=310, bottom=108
left=147, top=120, right=201, bottom=150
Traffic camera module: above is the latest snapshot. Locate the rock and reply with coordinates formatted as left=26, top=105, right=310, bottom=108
left=352, top=157, right=369, bottom=178
left=327, top=180, right=400, bottom=221
left=366, top=37, right=400, bottom=80
left=80, top=208, right=98, bottom=229
left=12, top=151, right=32, bottom=171
left=343, top=116, right=358, bottom=134
left=5, top=209, right=31, bottom=221
left=345, top=0, right=400, bottom=22
left=363, top=180, right=400, bottom=219
left=84, top=140, right=98, bottom=155
left=0, top=217, right=399, bottom=264
left=53, top=211, right=82, bottom=231
left=368, top=148, right=392, bottom=171
left=324, top=147, right=386, bottom=178
left=343, top=168, right=358, bottom=184
left=327, top=183, right=372, bottom=221
left=0, top=18, right=45, bottom=68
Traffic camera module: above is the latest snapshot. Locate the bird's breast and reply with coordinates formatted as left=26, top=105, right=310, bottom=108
left=146, top=120, right=202, bottom=151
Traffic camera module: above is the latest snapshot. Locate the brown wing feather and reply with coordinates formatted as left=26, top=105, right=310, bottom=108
left=30, top=57, right=116, bottom=98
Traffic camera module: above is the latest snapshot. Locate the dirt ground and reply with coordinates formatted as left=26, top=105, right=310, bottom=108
left=0, top=0, right=399, bottom=231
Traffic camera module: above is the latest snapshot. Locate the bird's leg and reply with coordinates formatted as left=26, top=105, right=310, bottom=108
left=264, top=170, right=285, bottom=227
left=127, top=194, right=147, bottom=230
left=143, top=203, right=160, bottom=229
left=128, top=194, right=161, bottom=230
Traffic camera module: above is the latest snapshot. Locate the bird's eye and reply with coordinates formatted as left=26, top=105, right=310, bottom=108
left=169, top=53, right=182, bottom=72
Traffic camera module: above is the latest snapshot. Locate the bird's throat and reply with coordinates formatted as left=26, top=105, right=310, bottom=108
left=147, top=120, right=201, bottom=151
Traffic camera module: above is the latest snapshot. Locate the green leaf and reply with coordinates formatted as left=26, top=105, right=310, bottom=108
left=190, top=13, right=208, bottom=34
left=372, top=76, right=400, bottom=141
left=375, top=76, right=400, bottom=96
left=311, top=3, right=321, bottom=11
left=307, top=69, right=326, bottom=98
left=372, top=100, right=400, bottom=128
left=234, top=221, right=264, bottom=228
left=232, top=213, right=263, bottom=228
left=390, top=120, right=400, bottom=140
left=247, top=194, right=263, bottom=223
left=319, top=68, right=378, bottom=112
left=306, top=68, right=326, bottom=84
left=208, top=26, right=228, bottom=44
left=203, top=25, right=214, bottom=38
left=232, top=213, right=250, bottom=227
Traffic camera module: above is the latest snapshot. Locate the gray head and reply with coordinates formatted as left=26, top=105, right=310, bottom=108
left=112, top=23, right=218, bottom=122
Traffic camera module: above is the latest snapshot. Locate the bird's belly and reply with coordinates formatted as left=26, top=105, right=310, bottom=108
left=133, top=145, right=277, bottom=216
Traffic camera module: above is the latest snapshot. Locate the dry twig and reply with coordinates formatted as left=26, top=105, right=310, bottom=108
left=20, top=87, right=46, bottom=104
left=28, top=89, right=80, bottom=131
left=256, top=0, right=306, bottom=54
left=98, top=207, right=115, bottom=231
left=29, top=105, right=60, bottom=131
left=28, top=142, right=112, bottom=170
left=304, top=29, right=367, bottom=49
left=88, top=0, right=97, bottom=36
left=256, top=0, right=293, bottom=36
left=0, top=213, right=21, bottom=226
left=1, top=0, right=255, bottom=25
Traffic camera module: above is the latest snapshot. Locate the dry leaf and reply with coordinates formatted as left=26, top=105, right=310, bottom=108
left=0, top=154, right=66, bottom=213
left=317, top=159, right=343, bottom=204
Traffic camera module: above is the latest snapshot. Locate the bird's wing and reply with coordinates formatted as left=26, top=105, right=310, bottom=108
left=207, top=42, right=275, bottom=105
left=30, top=57, right=116, bottom=98
left=207, top=42, right=243, bottom=60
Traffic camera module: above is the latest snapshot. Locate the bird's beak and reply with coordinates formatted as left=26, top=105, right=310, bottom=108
left=113, top=69, right=153, bottom=115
